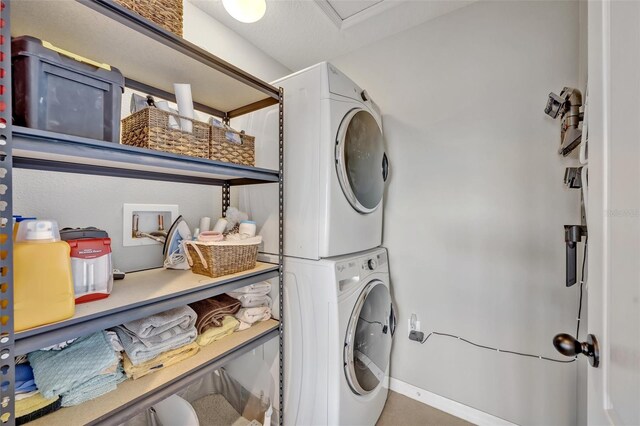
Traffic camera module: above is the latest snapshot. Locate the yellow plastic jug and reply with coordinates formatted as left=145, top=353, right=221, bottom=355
left=14, top=220, right=75, bottom=332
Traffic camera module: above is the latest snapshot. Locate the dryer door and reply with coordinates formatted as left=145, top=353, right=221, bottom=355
left=344, top=280, right=394, bottom=395
left=335, top=108, right=387, bottom=214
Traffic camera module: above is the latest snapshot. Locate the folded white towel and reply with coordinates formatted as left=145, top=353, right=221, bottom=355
left=228, top=281, right=271, bottom=296
left=236, top=307, right=272, bottom=331
left=229, top=294, right=272, bottom=309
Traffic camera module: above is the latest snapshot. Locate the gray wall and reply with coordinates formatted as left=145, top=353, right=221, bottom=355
left=333, top=1, right=582, bottom=425
left=13, top=170, right=219, bottom=272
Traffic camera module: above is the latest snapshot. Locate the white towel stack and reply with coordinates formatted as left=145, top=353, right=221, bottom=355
left=227, top=282, right=272, bottom=330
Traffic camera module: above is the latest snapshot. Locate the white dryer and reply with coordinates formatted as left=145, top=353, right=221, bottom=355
left=236, top=62, right=388, bottom=260
left=284, top=247, right=395, bottom=425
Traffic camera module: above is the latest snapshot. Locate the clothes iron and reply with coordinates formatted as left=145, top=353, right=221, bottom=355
left=163, top=215, right=193, bottom=270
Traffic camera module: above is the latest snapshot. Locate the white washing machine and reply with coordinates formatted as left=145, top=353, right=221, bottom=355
left=284, top=247, right=395, bottom=425
left=236, top=62, right=388, bottom=260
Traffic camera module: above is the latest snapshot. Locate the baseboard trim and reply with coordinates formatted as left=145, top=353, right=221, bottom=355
left=389, top=377, right=518, bottom=426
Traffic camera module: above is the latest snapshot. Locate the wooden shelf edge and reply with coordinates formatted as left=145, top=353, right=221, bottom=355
left=12, top=126, right=280, bottom=186
left=15, top=264, right=279, bottom=355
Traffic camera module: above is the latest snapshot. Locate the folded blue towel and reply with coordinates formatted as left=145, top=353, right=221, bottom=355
left=116, top=305, right=196, bottom=343
left=114, top=324, right=196, bottom=366
left=113, top=306, right=197, bottom=366
left=15, top=364, right=33, bottom=383
left=28, top=331, right=119, bottom=400
left=61, top=365, right=125, bottom=407
left=15, top=364, right=37, bottom=394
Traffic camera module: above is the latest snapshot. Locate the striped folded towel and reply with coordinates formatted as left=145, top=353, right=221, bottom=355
left=117, top=306, right=196, bottom=342
left=123, top=342, right=199, bottom=380
left=113, top=306, right=198, bottom=366
left=114, top=323, right=197, bottom=367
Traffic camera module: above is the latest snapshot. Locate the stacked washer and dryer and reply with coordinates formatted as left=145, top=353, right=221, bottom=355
left=237, top=62, right=394, bottom=426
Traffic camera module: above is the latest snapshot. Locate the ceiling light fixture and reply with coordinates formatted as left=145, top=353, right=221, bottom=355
left=222, top=0, right=266, bottom=23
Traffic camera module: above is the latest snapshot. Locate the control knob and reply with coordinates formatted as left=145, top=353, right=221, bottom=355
left=367, top=258, right=377, bottom=270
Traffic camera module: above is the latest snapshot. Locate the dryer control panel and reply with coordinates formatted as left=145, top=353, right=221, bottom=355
left=327, top=63, right=381, bottom=115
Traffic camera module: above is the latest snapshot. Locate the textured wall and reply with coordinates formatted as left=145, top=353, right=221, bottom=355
left=332, top=1, right=582, bottom=424
left=184, top=1, right=291, bottom=82
left=14, top=170, right=219, bottom=272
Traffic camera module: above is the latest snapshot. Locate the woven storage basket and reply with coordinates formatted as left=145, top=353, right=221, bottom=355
left=121, top=108, right=210, bottom=159
left=210, top=127, right=255, bottom=166
left=184, top=241, right=259, bottom=278
left=115, top=0, right=183, bottom=37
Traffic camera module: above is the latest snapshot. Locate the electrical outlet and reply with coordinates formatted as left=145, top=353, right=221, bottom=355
left=408, top=313, right=421, bottom=337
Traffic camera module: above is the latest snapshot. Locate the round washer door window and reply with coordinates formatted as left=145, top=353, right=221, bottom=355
left=344, top=280, right=394, bottom=395
left=336, top=109, right=388, bottom=214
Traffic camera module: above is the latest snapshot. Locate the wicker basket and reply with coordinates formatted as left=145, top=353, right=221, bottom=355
left=210, top=127, right=255, bottom=166
left=184, top=241, right=260, bottom=278
left=121, top=108, right=210, bottom=159
left=114, top=0, right=183, bottom=37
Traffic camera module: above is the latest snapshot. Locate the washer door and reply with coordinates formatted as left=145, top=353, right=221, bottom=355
left=335, top=108, right=387, bottom=214
left=344, top=280, right=395, bottom=395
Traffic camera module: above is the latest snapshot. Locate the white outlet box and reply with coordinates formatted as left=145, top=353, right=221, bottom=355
left=408, top=315, right=421, bottom=337
left=123, top=204, right=179, bottom=247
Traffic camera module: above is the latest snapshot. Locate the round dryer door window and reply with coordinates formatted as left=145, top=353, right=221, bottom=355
left=344, top=280, right=395, bottom=395
left=336, top=108, right=388, bottom=214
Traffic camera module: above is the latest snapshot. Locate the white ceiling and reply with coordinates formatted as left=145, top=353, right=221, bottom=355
left=189, top=0, right=475, bottom=71
left=327, top=0, right=383, bottom=20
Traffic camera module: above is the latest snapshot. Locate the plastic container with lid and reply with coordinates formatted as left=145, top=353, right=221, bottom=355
left=12, top=35, right=125, bottom=142
left=14, top=220, right=75, bottom=332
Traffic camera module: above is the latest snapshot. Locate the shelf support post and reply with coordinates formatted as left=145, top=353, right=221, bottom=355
left=0, top=0, right=15, bottom=424
left=278, top=86, right=285, bottom=426
left=222, top=182, right=231, bottom=217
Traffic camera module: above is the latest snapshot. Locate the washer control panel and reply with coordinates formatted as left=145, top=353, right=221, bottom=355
left=361, top=251, right=387, bottom=272
left=336, top=249, right=388, bottom=292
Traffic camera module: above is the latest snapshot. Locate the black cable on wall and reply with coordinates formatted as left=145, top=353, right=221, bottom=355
left=420, top=241, right=588, bottom=365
